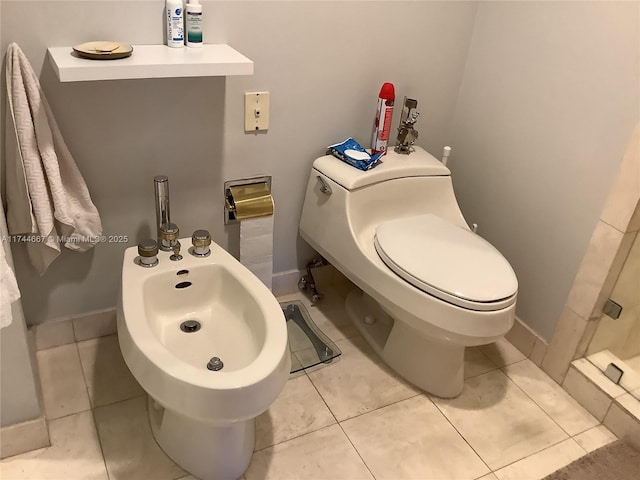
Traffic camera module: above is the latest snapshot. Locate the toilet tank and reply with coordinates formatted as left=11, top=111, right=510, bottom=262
left=299, top=147, right=469, bottom=265
left=311, top=146, right=450, bottom=191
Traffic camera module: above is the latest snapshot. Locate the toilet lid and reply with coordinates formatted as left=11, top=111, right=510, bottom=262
left=374, top=214, right=518, bottom=311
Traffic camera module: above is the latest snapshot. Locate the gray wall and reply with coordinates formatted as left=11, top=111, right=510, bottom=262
left=449, top=1, right=639, bottom=339
left=2, top=1, right=638, bottom=344
left=1, top=0, right=478, bottom=324
left=1, top=0, right=43, bottom=422
left=0, top=304, right=42, bottom=426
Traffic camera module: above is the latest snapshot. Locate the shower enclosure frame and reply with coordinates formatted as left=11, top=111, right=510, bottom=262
left=540, top=125, right=639, bottom=385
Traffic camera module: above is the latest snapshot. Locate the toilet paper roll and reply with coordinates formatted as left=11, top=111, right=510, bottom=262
left=239, top=215, right=274, bottom=290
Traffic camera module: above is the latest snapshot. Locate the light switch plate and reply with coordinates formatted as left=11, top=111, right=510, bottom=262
left=244, top=91, right=270, bottom=132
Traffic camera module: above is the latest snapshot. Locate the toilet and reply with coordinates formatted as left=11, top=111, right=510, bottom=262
left=117, top=239, right=290, bottom=480
left=299, top=146, right=518, bottom=398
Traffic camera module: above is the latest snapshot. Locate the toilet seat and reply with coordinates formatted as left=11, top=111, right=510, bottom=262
left=374, top=214, right=517, bottom=311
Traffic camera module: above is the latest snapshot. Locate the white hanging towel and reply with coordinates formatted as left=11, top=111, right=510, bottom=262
left=0, top=204, right=20, bottom=328
left=4, top=43, right=102, bottom=275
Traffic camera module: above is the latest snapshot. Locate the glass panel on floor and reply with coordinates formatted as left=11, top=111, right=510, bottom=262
left=281, top=300, right=341, bottom=373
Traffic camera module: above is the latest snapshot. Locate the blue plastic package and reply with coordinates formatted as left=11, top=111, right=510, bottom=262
left=327, top=138, right=383, bottom=171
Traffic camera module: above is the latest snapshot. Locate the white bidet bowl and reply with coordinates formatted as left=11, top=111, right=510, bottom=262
left=117, top=239, right=290, bottom=480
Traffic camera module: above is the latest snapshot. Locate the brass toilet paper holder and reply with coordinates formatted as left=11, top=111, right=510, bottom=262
left=224, top=176, right=274, bottom=225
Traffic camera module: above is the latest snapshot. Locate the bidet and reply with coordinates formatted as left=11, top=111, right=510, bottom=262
left=118, top=237, right=290, bottom=479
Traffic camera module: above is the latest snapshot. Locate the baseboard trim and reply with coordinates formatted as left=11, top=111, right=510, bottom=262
left=272, top=269, right=304, bottom=297
left=31, top=307, right=117, bottom=351
left=0, top=416, right=49, bottom=459
left=505, top=316, right=548, bottom=366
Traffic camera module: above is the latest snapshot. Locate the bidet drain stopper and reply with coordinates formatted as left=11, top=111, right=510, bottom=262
left=207, top=357, right=223, bottom=371
left=180, top=320, right=201, bottom=332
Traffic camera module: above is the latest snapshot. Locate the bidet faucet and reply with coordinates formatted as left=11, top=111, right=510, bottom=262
left=154, top=175, right=172, bottom=251
left=160, top=223, right=182, bottom=261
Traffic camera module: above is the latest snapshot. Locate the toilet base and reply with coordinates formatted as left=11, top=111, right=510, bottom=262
left=346, top=291, right=464, bottom=398
left=148, top=397, right=254, bottom=480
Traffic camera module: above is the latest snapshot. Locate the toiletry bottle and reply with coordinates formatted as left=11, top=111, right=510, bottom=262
left=186, top=0, right=203, bottom=47
left=166, top=0, right=184, bottom=48
left=371, top=82, right=395, bottom=155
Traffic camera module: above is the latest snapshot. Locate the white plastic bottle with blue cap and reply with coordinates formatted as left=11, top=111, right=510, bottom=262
left=166, top=0, right=184, bottom=48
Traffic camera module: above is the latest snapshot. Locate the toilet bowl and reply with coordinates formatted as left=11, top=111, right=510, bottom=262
left=117, top=239, right=290, bottom=480
left=299, top=146, right=517, bottom=398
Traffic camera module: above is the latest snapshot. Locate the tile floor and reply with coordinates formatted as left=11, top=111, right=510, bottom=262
left=1, top=285, right=619, bottom=480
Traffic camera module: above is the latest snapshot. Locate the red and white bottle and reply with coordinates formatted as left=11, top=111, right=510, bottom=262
left=371, top=82, right=395, bottom=155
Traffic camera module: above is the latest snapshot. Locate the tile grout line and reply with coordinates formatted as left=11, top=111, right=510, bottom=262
left=431, top=368, right=588, bottom=475
left=491, top=436, right=587, bottom=475
left=494, top=368, right=592, bottom=465
left=464, top=364, right=501, bottom=380
left=309, top=376, right=378, bottom=479
left=252, top=357, right=339, bottom=453
left=76, top=333, right=147, bottom=411
left=74, top=341, right=111, bottom=480
left=305, top=337, right=425, bottom=422
left=253, top=373, right=336, bottom=452
left=499, top=363, right=596, bottom=440
left=601, top=398, right=615, bottom=424
left=252, top=422, right=340, bottom=454
left=475, top=345, right=501, bottom=370
left=336, top=391, right=424, bottom=424
left=92, top=391, right=148, bottom=411
left=39, top=345, right=92, bottom=422
left=304, top=360, right=379, bottom=478
left=335, top=421, right=378, bottom=480
left=44, top=406, right=93, bottom=423
left=71, top=317, right=80, bottom=344
left=306, top=365, right=341, bottom=424
left=428, top=395, right=493, bottom=475
left=75, top=338, right=98, bottom=411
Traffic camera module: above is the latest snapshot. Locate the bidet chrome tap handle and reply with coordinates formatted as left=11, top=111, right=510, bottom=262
left=160, top=222, right=181, bottom=258
left=191, top=229, right=211, bottom=257
left=137, top=239, right=159, bottom=267
left=316, top=176, right=332, bottom=195
left=192, top=229, right=211, bottom=247
left=160, top=222, right=178, bottom=242
left=160, top=222, right=179, bottom=236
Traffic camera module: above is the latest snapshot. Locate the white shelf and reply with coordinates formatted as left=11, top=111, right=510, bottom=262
left=48, top=44, right=253, bottom=82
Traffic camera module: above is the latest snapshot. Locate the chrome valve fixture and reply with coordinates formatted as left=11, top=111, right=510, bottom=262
left=395, top=97, right=420, bottom=154
left=191, top=229, right=212, bottom=257
left=137, top=239, right=159, bottom=267
left=160, top=223, right=182, bottom=261
left=154, top=176, right=172, bottom=251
